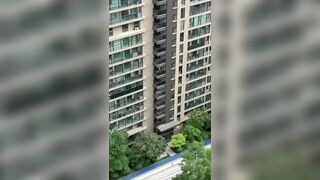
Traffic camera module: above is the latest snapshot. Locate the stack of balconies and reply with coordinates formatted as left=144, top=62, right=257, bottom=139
left=153, top=0, right=167, bottom=124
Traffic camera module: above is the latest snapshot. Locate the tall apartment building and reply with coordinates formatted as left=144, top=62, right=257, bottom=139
left=153, top=0, right=212, bottom=138
left=0, top=0, right=107, bottom=179
left=108, top=0, right=154, bottom=139
left=108, top=0, right=212, bottom=139
left=212, top=0, right=320, bottom=180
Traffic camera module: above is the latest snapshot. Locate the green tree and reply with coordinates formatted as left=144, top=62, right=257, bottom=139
left=129, top=132, right=166, bottom=170
left=181, top=125, right=203, bottom=143
left=174, top=142, right=211, bottom=180
left=187, top=109, right=211, bottom=132
left=186, top=110, right=211, bottom=140
left=170, top=133, right=187, bottom=152
left=109, top=131, right=131, bottom=180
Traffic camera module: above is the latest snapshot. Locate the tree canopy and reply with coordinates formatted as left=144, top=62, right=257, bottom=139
left=181, top=124, right=203, bottom=143
left=187, top=109, right=211, bottom=132
left=174, top=142, right=211, bottom=180
left=170, top=133, right=187, bottom=152
left=109, top=131, right=131, bottom=180
left=129, top=132, right=166, bottom=170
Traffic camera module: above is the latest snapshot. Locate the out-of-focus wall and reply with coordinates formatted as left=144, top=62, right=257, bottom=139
left=0, top=0, right=108, bottom=179
left=212, top=0, right=320, bottom=180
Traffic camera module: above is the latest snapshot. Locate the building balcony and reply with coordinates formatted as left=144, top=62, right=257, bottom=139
left=154, top=69, right=166, bottom=79
left=153, top=22, right=167, bottom=32
left=187, top=72, right=208, bottom=82
left=109, top=0, right=142, bottom=11
left=110, top=104, right=144, bottom=122
left=154, top=110, right=166, bottom=119
left=109, top=13, right=142, bottom=26
left=153, top=0, right=167, bottom=6
left=154, top=90, right=166, bottom=100
left=188, top=41, right=210, bottom=51
left=153, top=46, right=166, bottom=56
left=154, top=100, right=165, bottom=110
left=109, top=95, right=144, bottom=112
left=110, top=74, right=143, bottom=89
left=154, top=80, right=165, bottom=90
left=153, top=9, right=167, bottom=19
left=153, top=34, right=167, bottom=44
left=110, top=85, right=143, bottom=99
left=154, top=57, right=166, bottom=68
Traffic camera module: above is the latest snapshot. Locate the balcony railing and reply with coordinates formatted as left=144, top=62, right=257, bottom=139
left=153, top=0, right=167, bottom=6
left=154, top=70, right=166, bottom=77
left=153, top=47, right=166, bottom=56
left=153, top=34, right=166, bottom=41
left=110, top=63, right=143, bottom=77
left=153, top=22, right=166, bottom=29
left=110, top=74, right=143, bottom=89
left=154, top=57, right=166, bottom=66
left=110, top=12, right=142, bottom=26
left=110, top=104, right=143, bottom=121
left=110, top=85, right=143, bottom=99
left=109, top=0, right=142, bottom=11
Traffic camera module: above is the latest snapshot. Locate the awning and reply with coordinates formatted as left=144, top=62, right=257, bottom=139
left=127, top=126, right=147, bottom=136
left=157, top=121, right=180, bottom=132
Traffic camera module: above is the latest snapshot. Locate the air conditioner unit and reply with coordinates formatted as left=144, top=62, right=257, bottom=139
left=134, top=27, right=140, bottom=30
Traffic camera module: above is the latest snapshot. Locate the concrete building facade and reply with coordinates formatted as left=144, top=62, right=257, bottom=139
left=109, top=0, right=212, bottom=139
left=153, top=0, right=212, bottom=138
left=108, top=0, right=154, bottom=139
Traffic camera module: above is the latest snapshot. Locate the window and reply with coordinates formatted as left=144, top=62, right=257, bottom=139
left=109, top=34, right=143, bottom=52
left=122, top=24, right=128, bottom=32
left=179, top=44, right=183, bottom=53
left=180, top=33, right=184, bottom=42
left=181, top=8, right=185, bottom=18
left=179, top=55, right=183, bottom=64
left=189, top=14, right=211, bottom=27
left=109, top=28, right=113, bottom=36
left=133, top=21, right=140, bottom=30
left=180, top=20, right=185, bottom=30
left=173, top=1, right=177, bottom=7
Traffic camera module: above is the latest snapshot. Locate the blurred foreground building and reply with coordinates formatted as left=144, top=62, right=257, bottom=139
left=0, top=0, right=107, bottom=179
left=213, top=0, right=320, bottom=180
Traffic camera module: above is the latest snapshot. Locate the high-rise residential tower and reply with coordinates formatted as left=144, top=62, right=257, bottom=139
left=108, top=0, right=154, bottom=139
left=153, top=0, right=212, bottom=138
left=108, top=0, right=212, bottom=139
left=212, top=0, right=320, bottom=180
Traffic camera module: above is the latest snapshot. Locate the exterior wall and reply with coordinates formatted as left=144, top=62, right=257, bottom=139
left=141, top=0, right=155, bottom=132
left=153, top=0, right=212, bottom=137
left=0, top=0, right=107, bottom=179
left=108, top=0, right=153, bottom=136
left=213, top=0, right=320, bottom=180
left=173, top=0, right=212, bottom=122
